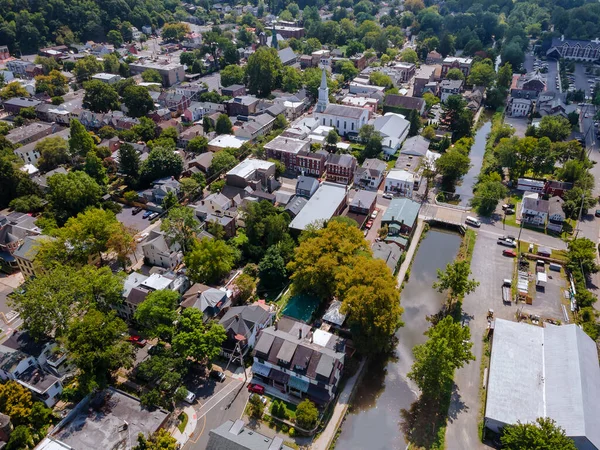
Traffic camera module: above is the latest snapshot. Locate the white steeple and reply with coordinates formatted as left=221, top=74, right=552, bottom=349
left=316, top=66, right=329, bottom=113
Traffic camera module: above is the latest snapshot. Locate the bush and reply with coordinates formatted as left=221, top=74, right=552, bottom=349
left=248, top=394, right=264, bottom=419
left=270, top=400, right=288, bottom=419
left=295, top=399, right=318, bottom=429
left=288, top=427, right=296, bottom=437
left=124, top=191, right=139, bottom=204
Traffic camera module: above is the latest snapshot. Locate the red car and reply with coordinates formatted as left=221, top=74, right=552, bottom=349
left=248, top=383, right=265, bottom=394
left=365, top=220, right=374, bottom=229
left=502, top=249, right=517, bottom=257
left=127, top=335, right=147, bottom=347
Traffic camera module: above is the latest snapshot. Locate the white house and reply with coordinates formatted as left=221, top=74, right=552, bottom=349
left=354, top=158, right=387, bottom=190
left=510, top=98, right=532, bottom=117
left=141, top=230, right=182, bottom=270
left=547, top=196, right=566, bottom=233
left=384, top=169, right=415, bottom=198
left=439, top=79, right=464, bottom=103
left=314, top=104, right=370, bottom=137
left=520, top=193, right=549, bottom=227
left=372, top=113, right=410, bottom=156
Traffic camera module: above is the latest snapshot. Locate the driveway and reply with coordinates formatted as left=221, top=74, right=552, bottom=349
left=503, top=116, right=528, bottom=138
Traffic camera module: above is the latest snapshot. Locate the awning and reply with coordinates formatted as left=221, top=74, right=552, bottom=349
left=252, top=362, right=271, bottom=378
left=288, top=376, right=309, bottom=393
left=269, top=368, right=290, bottom=385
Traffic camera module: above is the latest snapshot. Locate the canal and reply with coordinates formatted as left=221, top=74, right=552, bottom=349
left=454, top=120, right=492, bottom=206
left=334, top=229, right=462, bottom=450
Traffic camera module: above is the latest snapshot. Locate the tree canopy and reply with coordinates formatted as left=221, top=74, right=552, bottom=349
left=501, top=418, right=577, bottom=450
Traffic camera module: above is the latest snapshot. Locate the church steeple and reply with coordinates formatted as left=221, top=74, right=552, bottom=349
left=316, top=66, right=329, bottom=113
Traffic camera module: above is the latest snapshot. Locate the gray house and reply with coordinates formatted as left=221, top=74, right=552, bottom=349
left=295, top=175, right=319, bottom=198
left=207, top=420, right=294, bottom=450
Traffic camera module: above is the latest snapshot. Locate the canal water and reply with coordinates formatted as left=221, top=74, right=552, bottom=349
left=334, top=229, right=462, bottom=450
left=454, top=120, right=492, bottom=206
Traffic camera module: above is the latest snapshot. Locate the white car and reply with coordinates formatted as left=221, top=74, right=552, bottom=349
left=136, top=232, right=149, bottom=243
left=371, top=209, right=379, bottom=219
left=149, top=212, right=159, bottom=220
left=382, top=193, right=393, bottom=199
left=184, top=390, right=196, bottom=404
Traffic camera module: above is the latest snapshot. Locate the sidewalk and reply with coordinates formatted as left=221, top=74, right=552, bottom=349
left=171, top=405, right=198, bottom=447
left=396, top=219, right=425, bottom=285
left=310, top=358, right=366, bottom=450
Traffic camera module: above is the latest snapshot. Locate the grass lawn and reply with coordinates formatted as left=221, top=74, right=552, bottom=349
left=386, top=154, right=398, bottom=170
left=177, top=412, right=188, bottom=433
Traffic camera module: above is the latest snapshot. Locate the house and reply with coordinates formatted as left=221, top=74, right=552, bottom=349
left=296, top=175, right=320, bottom=198
left=49, top=388, right=169, bottom=449
left=13, top=235, right=49, bottom=279
left=183, top=101, right=225, bottom=122
left=325, top=153, right=357, bottom=185
left=158, top=91, right=190, bottom=111
left=178, top=124, right=204, bottom=149
left=227, top=95, right=260, bottom=116
left=91, top=72, right=121, bottom=84
left=509, top=98, right=532, bottom=117
left=278, top=47, right=298, bottom=66
left=426, top=50, right=443, bottom=64
left=221, top=85, right=246, bottom=97
left=349, top=189, right=377, bottom=215
left=141, top=230, right=182, bottom=270
left=181, top=286, right=230, bottom=321
left=192, top=193, right=238, bottom=237
left=219, top=302, right=274, bottom=362
left=544, top=180, right=573, bottom=198
left=383, top=95, right=426, bottom=116
left=264, top=136, right=326, bottom=176
left=129, top=60, right=185, bottom=86
left=381, top=198, right=420, bottom=248
left=7, top=122, right=57, bottom=147
left=289, top=182, right=348, bottom=231
left=207, top=134, right=249, bottom=152
left=348, top=82, right=386, bottom=96
left=372, top=113, right=410, bottom=156
left=484, top=319, right=600, bottom=450
left=547, top=196, right=566, bottom=233
left=354, top=158, right=386, bottom=190
left=226, top=158, right=276, bottom=189
left=284, top=196, right=308, bottom=218
left=546, top=36, right=600, bottom=61
left=252, top=317, right=346, bottom=406
left=440, top=79, right=464, bottom=102
left=517, top=178, right=545, bottom=193
left=315, top=104, right=370, bottom=137
left=185, top=152, right=214, bottom=175
left=413, top=65, right=437, bottom=97
left=520, top=194, right=549, bottom=227
left=0, top=45, right=9, bottom=60
left=391, top=62, right=417, bottom=82
left=207, top=419, right=294, bottom=450
left=6, top=60, right=36, bottom=78
left=234, top=113, right=276, bottom=141
left=441, top=57, right=473, bottom=78
left=140, top=177, right=181, bottom=205
left=372, top=241, right=402, bottom=274
left=385, top=169, right=415, bottom=198
left=2, top=96, right=42, bottom=115
left=274, top=24, right=305, bottom=39
left=32, top=167, right=68, bottom=191
left=0, top=213, right=41, bottom=272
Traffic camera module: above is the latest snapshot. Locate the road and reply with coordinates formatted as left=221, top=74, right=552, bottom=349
left=546, top=59, right=560, bottom=93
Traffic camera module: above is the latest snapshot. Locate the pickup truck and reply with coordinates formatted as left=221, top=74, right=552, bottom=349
left=497, top=237, right=517, bottom=248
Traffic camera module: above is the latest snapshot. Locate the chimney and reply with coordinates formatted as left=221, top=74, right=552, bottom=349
left=298, top=328, right=302, bottom=340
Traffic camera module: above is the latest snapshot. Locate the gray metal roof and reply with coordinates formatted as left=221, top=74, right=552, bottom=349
left=207, top=419, right=294, bottom=450
left=321, top=104, right=367, bottom=119
left=381, top=198, right=420, bottom=226
left=289, top=182, right=347, bottom=230
left=276, top=340, right=297, bottom=363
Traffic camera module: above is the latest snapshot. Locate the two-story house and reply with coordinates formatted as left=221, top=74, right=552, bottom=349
left=252, top=317, right=346, bottom=407
left=192, top=193, right=238, bottom=237
left=381, top=198, right=421, bottom=249
left=439, top=79, right=464, bottom=103
left=325, top=154, right=357, bottom=185
left=295, top=175, right=320, bottom=198
left=264, top=136, right=327, bottom=176
left=384, top=169, right=415, bottom=198
left=354, top=158, right=386, bottom=190
left=0, top=213, right=42, bottom=272
left=183, top=102, right=226, bottom=123
left=441, top=57, right=473, bottom=78
left=520, top=193, right=549, bottom=227
left=547, top=196, right=566, bottom=233
left=141, top=231, right=182, bottom=270
left=181, top=284, right=231, bottom=321
left=372, top=113, right=410, bottom=157
left=13, top=235, right=50, bottom=279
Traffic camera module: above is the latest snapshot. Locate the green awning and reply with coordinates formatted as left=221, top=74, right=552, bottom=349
left=288, top=376, right=309, bottom=393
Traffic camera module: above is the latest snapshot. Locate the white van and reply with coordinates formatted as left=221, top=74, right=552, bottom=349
left=184, top=390, right=196, bottom=404
left=465, top=216, right=481, bottom=228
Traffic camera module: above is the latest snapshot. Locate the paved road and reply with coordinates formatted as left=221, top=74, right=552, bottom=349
left=546, top=59, right=559, bottom=93
left=574, top=63, right=592, bottom=97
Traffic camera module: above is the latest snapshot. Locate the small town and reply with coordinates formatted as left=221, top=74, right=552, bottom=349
left=0, top=0, right=600, bottom=449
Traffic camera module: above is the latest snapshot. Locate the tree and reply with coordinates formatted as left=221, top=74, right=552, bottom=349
left=497, top=63, right=513, bottom=90
left=209, top=150, right=237, bottom=176
left=98, top=126, right=117, bottom=139
left=107, top=29, right=123, bottom=47
left=445, top=68, right=465, bottom=80
left=273, top=114, right=288, bottom=131
left=0, top=82, right=29, bottom=100
left=185, top=238, right=237, bottom=284
left=220, top=65, right=245, bottom=87
left=123, top=85, right=154, bottom=118
left=408, top=316, right=474, bottom=401
left=119, top=143, right=141, bottom=183
left=245, top=47, right=283, bottom=97
left=135, top=290, right=179, bottom=341
left=132, top=117, right=158, bottom=142
left=248, top=394, right=265, bottom=419
left=160, top=205, right=201, bottom=253
left=282, top=66, right=303, bottom=92
left=133, top=429, right=178, bottom=450
left=337, top=256, right=403, bottom=353
left=423, top=92, right=440, bottom=110
left=242, top=201, right=293, bottom=261
left=161, top=23, right=190, bottom=42
left=258, top=246, right=287, bottom=290
left=65, top=308, right=135, bottom=392
left=400, top=48, right=419, bottom=63
left=84, top=151, right=108, bottom=184
left=0, top=381, right=33, bottom=426
left=296, top=399, right=318, bottom=429
left=435, top=146, right=470, bottom=188
left=6, top=425, right=32, bottom=450
left=468, top=61, right=496, bottom=87
left=35, top=70, right=68, bottom=97
left=69, top=119, right=96, bottom=156
left=439, top=33, right=455, bottom=57
left=47, top=171, right=102, bottom=224
left=179, top=177, right=201, bottom=197
left=369, top=72, right=393, bottom=88
left=358, top=124, right=383, bottom=160
left=73, top=55, right=103, bottom=81
left=471, top=174, right=508, bottom=216
left=215, top=114, right=233, bottom=135
left=537, top=116, right=571, bottom=142
left=502, top=41, right=525, bottom=69
left=232, top=272, right=256, bottom=303
left=141, top=69, right=162, bottom=83
left=567, top=238, right=599, bottom=274
left=408, top=109, right=421, bottom=137
left=140, top=147, right=183, bottom=184
left=325, top=129, right=340, bottom=152
left=337, top=60, right=358, bottom=82
left=501, top=418, right=577, bottom=450
left=433, top=260, right=480, bottom=308
left=36, top=136, right=70, bottom=172
left=103, top=53, right=120, bottom=74
left=172, top=308, right=226, bottom=362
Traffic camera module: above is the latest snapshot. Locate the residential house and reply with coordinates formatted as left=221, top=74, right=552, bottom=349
left=128, top=60, right=185, bottom=87
left=219, top=302, right=274, bottom=362
left=0, top=213, right=41, bottom=272
left=383, top=95, right=426, bottom=116
left=440, top=79, right=464, bottom=103
left=13, top=235, right=49, bottom=279
left=296, top=175, right=320, bottom=198
left=192, top=192, right=238, bottom=237
left=141, top=230, right=182, bottom=270
left=252, top=317, right=346, bottom=406
left=289, top=182, right=348, bottom=231
left=349, top=189, right=377, bottom=215
left=544, top=180, right=573, bottom=198
left=372, top=241, right=402, bottom=274
left=284, top=196, right=308, bottom=218
left=413, top=65, right=437, bottom=97
left=158, top=91, right=191, bottom=111
left=2, top=97, right=42, bottom=115
left=441, top=57, right=473, bottom=78
left=185, top=152, right=214, bottom=175
left=322, top=300, right=347, bottom=328
left=149, top=108, right=172, bottom=123
left=517, top=178, right=545, bottom=193
left=314, top=104, right=369, bottom=137
left=354, top=158, right=386, bottom=190
left=221, top=85, right=246, bottom=97
left=91, top=73, right=121, bottom=84
left=520, top=194, right=549, bottom=227
left=536, top=95, right=576, bottom=118
left=547, top=196, right=566, bottom=233
left=546, top=36, right=600, bottom=61
left=426, top=50, right=443, bottom=64
left=6, top=60, right=36, bottom=78
left=226, top=158, right=276, bottom=189
left=381, top=198, right=420, bottom=249
left=183, top=101, right=225, bottom=122
left=385, top=169, right=415, bottom=198
left=227, top=95, right=260, bottom=116
left=510, top=70, right=547, bottom=102
left=207, top=134, right=249, bottom=152
left=325, top=154, right=357, bottom=185
left=181, top=285, right=230, bottom=321
left=207, top=420, right=294, bottom=450
left=234, top=113, right=276, bottom=141
left=175, top=82, right=207, bottom=99
left=7, top=122, right=57, bottom=148
left=372, top=113, right=410, bottom=157
left=274, top=25, right=305, bottom=39
left=391, top=62, right=417, bottom=82
left=264, top=136, right=326, bottom=176
left=32, top=167, right=68, bottom=192
left=510, top=98, right=532, bottom=117
left=140, top=177, right=181, bottom=205
left=278, top=47, right=298, bottom=66
left=178, top=125, right=204, bottom=149
left=348, top=82, right=386, bottom=96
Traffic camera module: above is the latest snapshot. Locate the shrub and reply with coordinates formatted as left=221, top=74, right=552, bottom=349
left=288, top=427, right=296, bottom=437
left=295, top=399, right=318, bottom=429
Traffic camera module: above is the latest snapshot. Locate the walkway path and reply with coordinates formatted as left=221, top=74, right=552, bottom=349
left=311, top=358, right=366, bottom=450
left=396, top=219, right=426, bottom=285
left=172, top=406, right=198, bottom=447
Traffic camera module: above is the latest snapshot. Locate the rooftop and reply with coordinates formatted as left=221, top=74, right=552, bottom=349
left=208, top=134, right=249, bottom=149
left=227, top=158, right=275, bottom=179
left=382, top=198, right=420, bottom=225
left=264, top=135, right=310, bottom=155
left=320, top=104, right=367, bottom=119
left=207, top=419, right=293, bottom=450
left=289, top=182, right=347, bottom=231
left=6, top=122, right=54, bottom=144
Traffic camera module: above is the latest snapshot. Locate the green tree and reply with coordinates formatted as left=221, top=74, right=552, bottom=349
left=65, top=308, right=135, bottom=393
left=220, top=65, right=245, bottom=87
left=408, top=316, right=474, bottom=401
left=501, top=41, right=525, bottom=69
left=47, top=171, right=102, bottom=224
left=135, top=290, right=179, bottom=341
left=133, top=429, right=179, bottom=450
left=160, top=205, right=200, bottom=253
left=141, top=69, right=162, bottom=83
left=400, top=48, right=419, bottom=63
left=123, top=85, right=154, bottom=118
left=162, top=23, right=191, bottom=42
left=439, top=33, right=455, bottom=57
left=337, top=60, right=359, bottom=82
left=172, top=308, right=226, bottom=362
left=0, top=381, right=33, bottom=426
left=84, top=151, right=108, bottom=184
left=273, top=114, right=288, bottom=131
left=35, top=70, right=68, bottom=97
left=258, top=246, right=287, bottom=290
left=497, top=62, right=513, bottom=89
left=103, top=53, right=120, bottom=74
left=435, top=145, right=470, bottom=187
left=36, top=136, right=70, bottom=172
left=73, top=55, right=103, bottom=81
left=369, top=72, right=393, bottom=88
left=471, top=174, right=508, bottom=216
left=69, top=119, right=96, bottom=156
left=296, top=399, right=318, bottom=429
left=0, top=82, right=29, bottom=100
left=245, top=46, right=283, bottom=97
left=358, top=124, right=383, bottom=160
left=325, top=129, right=340, bottom=152
left=248, top=394, right=265, bottom=419
left=6, top=425, right=32, bottom=450
left=132, top=117, right=158, bottom=142
left=537, top=116, right=571, bottom=142
left=567, top=238, right=599, bottom=274
left=185, top=238, right=237, bottom=284
left=445, top=68, right=465, bottom=80
left=97, top=125, right=117, bottom=139
left=433, top=260, right=480, bottom=308
left=242, top=201, right=293, bottom=261
left=119, top=143, right=141, bottom=183
left=107, top=29, right=123, bottom=47
left=179, top=176, right=201, bottom=197
left=161, top=190, right=178, bottom=210
left=467, top=61, right=496, bottom=87
left=209, top=150, right=237, bottom=176
left=423, top=92, right=440, bottom=110
left=215, top=114, right=233, bottom=135
left=408, top=109, right=421, bottom=137
left=501, top=418, right=577, bottom=450
left=140, top=147, right=183, bottom=184
left=282, top=66, right=303, bottom=92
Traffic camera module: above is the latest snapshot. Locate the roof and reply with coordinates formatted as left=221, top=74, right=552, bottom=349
left=219, top=303, right=272, bottom=338
left=350, top=189, right=377, bottom=209
left=384, top=94, right=425, bottom=111
left=361, top=158, right=387, bottom=174
left=320, top=104, right=367, bottom=119
left=523, top=197, right=550, bottom=214
left=373, top=113, right=410, bottom=145
left=296, top=175, right=319, bottom=193
left=386, top=169, right=414, bottom=183
left=548, top=196, right=565, bottom=217
left=264, top=135, right=310, bottom=154
left=284, top=196, right=308, bottom=217
left=207, top=419, right=293, bottom=450
left=485, top=319, right=600, bottom=449
left=322, top=300, right=346, bottom=326
left=382, top=198, right=420, bottom=225
left=13, top=235, right=47, bottom=261
left=3, top=97, right=42, bottom=108
left=208, top=134, right=249, bottom=149
left=401, top=135, right=430, bottom=157
left=53, top=388, right=168, bottom=449
left=222, top=84, right=245, bottom=92
left=289, top=182, right=347, bottom=231
left=6, top=122, right=54, bottom=144
left=326, top=153, right=356, bottom=168
left=278, top=47, right=297, bottom=64
left=440, top=79, right=463, bottom=90
left=372, top=241, right=402, bottom=272
left=227, top=158, right=274, bottom=179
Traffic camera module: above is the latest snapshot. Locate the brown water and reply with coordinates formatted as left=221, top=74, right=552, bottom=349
left=334, top=229, right=462, bottom=450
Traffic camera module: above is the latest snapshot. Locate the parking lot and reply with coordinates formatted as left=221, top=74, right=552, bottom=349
left=117, top=205, right=155, bottom=233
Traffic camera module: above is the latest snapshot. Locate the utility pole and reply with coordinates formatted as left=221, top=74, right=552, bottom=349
left=575, top=192, right=586, bottom=239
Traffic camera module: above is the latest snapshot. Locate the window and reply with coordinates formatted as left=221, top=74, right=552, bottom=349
left=351, top=122, right=354, bottom=130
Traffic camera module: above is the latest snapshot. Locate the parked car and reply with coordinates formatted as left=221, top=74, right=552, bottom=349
left=142, top=210, right=152, bottom=219
left=371, top=209, right=379, bottom=219
left=184, top=390, right=196, bottom=404
left=595, top=209, right=600, bottom=217
left=505, top=208, right=515, bottom=215
left=503, top=249, right=517, bottom=257
left=132, top=207, right=142, bottom=215
left=127, top=335, right=147, bottom=347
left=136, top=232, right=149, bottom=243
left=382, top=193, right=393, bottom=199
left=497, top=237, right=517, bottom=248
left=210, top=370, right=226, bottom=382
left=248, top=383, right=265, bottom=394
left=149, top=212, right=159, bottom=220
left=365, top=220, right=374, bottom=229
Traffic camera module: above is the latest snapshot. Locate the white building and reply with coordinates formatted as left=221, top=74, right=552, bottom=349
left=314, top=104, right=370, bottom=137
left=510, top=98, right=532, bottom=117
left=141, top=230, right=182, bottom=270
left=372, top=113, right=410, bottom=156
left=315, top=67, right=329, bottom=113
left=91, top=72, right=121, bottom=84
left=384, top=169, right=415, bottom=198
